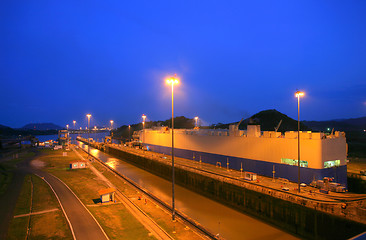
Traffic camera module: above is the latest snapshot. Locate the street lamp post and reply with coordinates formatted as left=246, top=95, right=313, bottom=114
left=86, top=114, right=91, bottom=159
left=295, top=91, right=304, bottom=193
left=142, top=114, right=146, bottom=143
left=194, top=116, right=199, bottom=128
left=110, top=120, right=114, bottom=137
left=128, top=125, right=131, bottom=142
left=166, top=75, right=179, bottom=221
left=73, top=120, right=76, bottom=144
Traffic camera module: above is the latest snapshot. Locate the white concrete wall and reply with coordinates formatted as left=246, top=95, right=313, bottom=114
left=141, top=129, right=347, bottom=170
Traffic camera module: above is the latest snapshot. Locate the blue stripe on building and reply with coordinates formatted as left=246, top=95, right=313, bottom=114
left=145, top=143, right=347, bottom=186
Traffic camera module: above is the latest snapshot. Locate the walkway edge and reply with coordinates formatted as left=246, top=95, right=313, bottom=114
left=34, top=173, right=76, bottom=240
left=49, top=174, right=110, bottom=240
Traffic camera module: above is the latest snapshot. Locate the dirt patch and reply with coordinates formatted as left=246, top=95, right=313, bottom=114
left=30, top=159, right=45, bottom=168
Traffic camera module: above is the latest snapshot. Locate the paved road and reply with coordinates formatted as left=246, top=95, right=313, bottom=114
left=31, top=168, right=109, bottom=240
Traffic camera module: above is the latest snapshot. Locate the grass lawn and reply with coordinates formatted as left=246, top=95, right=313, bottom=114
left=0, top=151, right=35, bottom=196
left=89, top=204, right=154, bottom=240
left=7, top=174, right=73, bottom=239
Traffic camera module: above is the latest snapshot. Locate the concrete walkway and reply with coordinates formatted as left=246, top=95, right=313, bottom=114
left=14, top=208, right=59, bottom=218
left=31, top=167, right=109, bottom=240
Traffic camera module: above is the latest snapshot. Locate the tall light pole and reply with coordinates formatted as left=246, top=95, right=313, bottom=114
left=295, top=91, right=304, bottom=193
left=86, top=114, right=91, bottom=158
left=142, top=114, right=146, bottom=144
left=128, top=125, right=131, bottom=142
left=73, top=120, right=76, bottom=144
left=194, top=116, right=199, bottom=128
left=142, top=114, right=146, bottom=128
left=166, top=75, right=179, bottom=221
left=110, top=120, right=114, bottom=137
left=66, top=124, right=69, bottom=131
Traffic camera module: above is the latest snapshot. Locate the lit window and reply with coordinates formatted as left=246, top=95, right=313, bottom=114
left=324, top=160, right=340, bottom=168
left=281, top=158, right=308, bottom=167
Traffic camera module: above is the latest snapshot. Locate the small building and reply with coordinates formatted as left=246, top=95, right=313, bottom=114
left=58, top=130, right=70, bottom=146
left=244, top=172, right=257, bottom=181
left=98, top=188, right=116, bottom=203
left=69, top=161, right=87, bottom=169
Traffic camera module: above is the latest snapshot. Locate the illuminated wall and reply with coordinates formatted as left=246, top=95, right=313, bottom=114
left=141, top=128, right=347, bottom=170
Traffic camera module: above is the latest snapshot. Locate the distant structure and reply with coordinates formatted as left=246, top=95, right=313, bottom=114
left=98, top=188, right=116, bottom=203
left=69, top=161, right=87, bottom=169
left=58, top=130, right=70, bottom=146
left=138, top=124, right=348, bottom=186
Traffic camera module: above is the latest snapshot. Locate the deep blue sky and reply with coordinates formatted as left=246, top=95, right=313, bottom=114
left=1, top=1, right=366, bottom=128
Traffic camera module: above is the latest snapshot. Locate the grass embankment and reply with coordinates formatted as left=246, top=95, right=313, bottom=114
left=91, top=155, right=203, bottom=240
left=38, top=149, right=154, bottom=240
left=7, top=174, right=73, bottom=240
left=0, top=151, right=35, bottom=196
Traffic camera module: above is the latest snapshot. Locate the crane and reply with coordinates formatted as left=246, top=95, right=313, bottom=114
left=274, top=119, right=282, bottom=132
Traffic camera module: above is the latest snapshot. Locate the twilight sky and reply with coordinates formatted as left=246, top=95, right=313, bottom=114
left=1, top=1, right=366, bottom=128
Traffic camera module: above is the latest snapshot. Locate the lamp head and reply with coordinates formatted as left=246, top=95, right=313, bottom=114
left=166, top=75, right=179, bottom=85
left=295, top=91, right=305, bottom=98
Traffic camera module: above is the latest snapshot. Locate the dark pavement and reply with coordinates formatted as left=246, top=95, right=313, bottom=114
left=31, top=168, right=109, bottom=240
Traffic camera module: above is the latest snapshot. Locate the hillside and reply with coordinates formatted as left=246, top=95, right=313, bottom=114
left=303, top=117, right=366, bottom=132
left=0, top=123, right=58, bottom=138
left=213, top=109, right=309, bottom=132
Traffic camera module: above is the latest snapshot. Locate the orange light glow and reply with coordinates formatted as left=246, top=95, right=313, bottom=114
left=295, top=91, right=305, bottom=98
left=166, top=76, right=179, bottom=85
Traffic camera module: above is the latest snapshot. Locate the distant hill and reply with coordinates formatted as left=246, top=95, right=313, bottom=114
left=0, top=123, right=59, bottom=138
left=21, top=123, right=63, bottom=131
left=213, top=109, right=310, bottom=132
left=303, top=117, right=366, bottom=132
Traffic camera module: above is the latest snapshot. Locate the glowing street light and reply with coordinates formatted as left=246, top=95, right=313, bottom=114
left=142, top=114, right=146, bottom=126
left=142, top=114, right=147, bottom=143
left=166, top=74, right=179, bottom=221
left=194, top=116, right=199, bottom=128
left=295, top=91, right=304, bottom=193
left=110, top=120, right=114, bottom=137
left=128, top=125, right=131, bottom=142
left=66, top=124, right=69, bottom=131
left=73, top=120, right=76, bottom=144
left=86, top=114, right=92, bottom=159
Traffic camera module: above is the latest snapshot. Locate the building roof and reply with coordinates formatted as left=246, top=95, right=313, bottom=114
left=70, top=161, right=87, bottom=164
left=98, top=187, right=116, bottom=196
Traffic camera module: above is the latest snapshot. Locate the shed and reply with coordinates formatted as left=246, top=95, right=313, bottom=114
left=98, top=188, right=116, bottom=203
left=69, top=161, right=87, bottom=169
left=244, top=172, right=257, bottom=181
